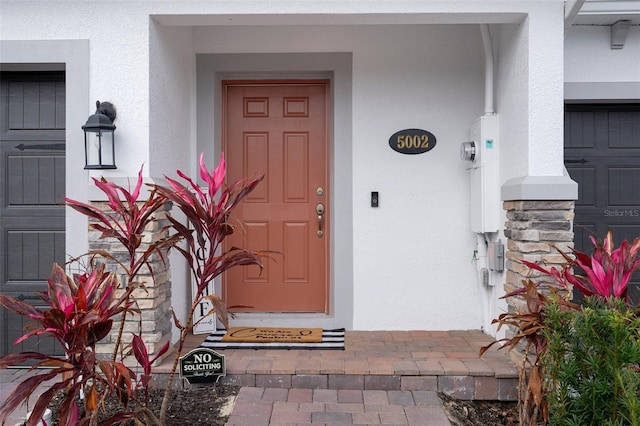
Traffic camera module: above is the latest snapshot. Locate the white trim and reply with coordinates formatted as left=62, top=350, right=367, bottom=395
left=579, top=0, right=640, bottom=16
left=501, top=175, right=578, bottom=201
left=565, top=81, right=640, bottom=102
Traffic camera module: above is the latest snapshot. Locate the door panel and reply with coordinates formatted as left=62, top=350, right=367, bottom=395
left=565, top=104, right=640, bottom=304
left=223, top=81, right=329, bottom=312
left=0, top=72, right=65, bottom=356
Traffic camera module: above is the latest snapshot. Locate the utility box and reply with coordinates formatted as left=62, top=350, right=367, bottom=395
left=466, top=115, right=500, bottom=233
left=487, top=240, right=504, bottom=272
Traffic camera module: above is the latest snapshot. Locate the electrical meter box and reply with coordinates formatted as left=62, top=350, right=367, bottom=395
left=468, top=115, right=500, bottom=233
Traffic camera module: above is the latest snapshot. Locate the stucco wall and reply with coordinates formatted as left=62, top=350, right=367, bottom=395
left=565, top=25, right=640, bottom=101
left=0, top=1, right=152, bottom=176
left=496, top=22, right=530, bottom=188
left=149, top=22, right=195, bottom=179
left=148, top=22, right=196, bottom=333
left=526, top=5, right=565, bottom=177
left=349, top=25, right=484, bottom=329
left=565, top=26, right=640, bottom=84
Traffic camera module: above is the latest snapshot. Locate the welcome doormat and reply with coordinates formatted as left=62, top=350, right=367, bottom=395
left=222, top=327, right=323, bottom=343
left=200, top=328, right=345, bottom=350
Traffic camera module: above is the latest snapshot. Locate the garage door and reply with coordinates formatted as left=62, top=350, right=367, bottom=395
left=564, top=104, right=640, bottom=304
left=0, top=72, right=65, bottom=356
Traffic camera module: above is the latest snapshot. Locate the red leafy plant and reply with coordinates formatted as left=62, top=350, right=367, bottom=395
left=481, top=279, right=574, bottom=425
left=0, top=152, right=270, bottom=424
left=524, top=230, right=640, bottom=305
left=65, top=167, right=180, bottom=361
left=481, top=230, right=640, bottom=425
left=130, top=333, right=170, bottom=420
left=0, top=264, right=164, bottom=426
left=152, top=152, right=274, bottom=423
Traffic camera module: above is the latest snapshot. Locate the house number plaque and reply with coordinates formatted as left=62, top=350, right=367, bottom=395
left=389, top=129, right=436, bottom=155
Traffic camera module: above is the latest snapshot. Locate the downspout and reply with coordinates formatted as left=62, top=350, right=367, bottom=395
left=480, top=24, right=494, bottom=115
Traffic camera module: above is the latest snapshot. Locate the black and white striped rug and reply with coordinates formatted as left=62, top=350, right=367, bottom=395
left=200, top=328, right=345, bottom=350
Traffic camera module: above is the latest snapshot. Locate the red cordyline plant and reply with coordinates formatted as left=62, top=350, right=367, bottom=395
left=524, top=230, right=640, bottom=305
left=152, top=152, right=273, bottom=423
left=0, top=264, right=170, bottom=426
left=481, top=230, right=640, bottom=425
left=481, top=279, right=572, bottom=425
left=0, top=153, right=269, bottom=425
left=65, top=167, right=180, bottom=361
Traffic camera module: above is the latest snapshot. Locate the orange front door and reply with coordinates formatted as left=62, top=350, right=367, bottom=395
left=222, top=80, right=329, bottom=312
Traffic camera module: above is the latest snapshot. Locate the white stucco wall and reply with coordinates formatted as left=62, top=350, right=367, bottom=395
left=349, top=25, right=484, bottom=330
left=566, top=26, right=640, bottom=84
left=149, top=23, right=195, bottom=179
left=0, top=1, right=152, bottom=177
left=526, top=4, right=565, bottom=177
left=496, top=21, right=530, bottom=187
left=148, top=22, right=196, bottom=335
left=565, top=25, right=640, bottom=101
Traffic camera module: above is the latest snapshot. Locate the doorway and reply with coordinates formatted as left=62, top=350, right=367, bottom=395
left=222, top=80, right=330, bottom=312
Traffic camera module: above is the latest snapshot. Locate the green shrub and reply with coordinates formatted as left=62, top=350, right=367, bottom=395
left=543, top=297, right=640, bottom=426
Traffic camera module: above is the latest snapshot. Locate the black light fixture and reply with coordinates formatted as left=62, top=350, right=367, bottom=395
left=82, top=100, right=117, bottom=169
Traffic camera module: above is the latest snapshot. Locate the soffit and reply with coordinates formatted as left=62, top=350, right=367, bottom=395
left=574, top=0, right=640, bottom=25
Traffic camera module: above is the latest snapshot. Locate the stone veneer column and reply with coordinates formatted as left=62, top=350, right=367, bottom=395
left=503, top=200, right=575, bottom=316
left=88, top=201, right=173, bottom=364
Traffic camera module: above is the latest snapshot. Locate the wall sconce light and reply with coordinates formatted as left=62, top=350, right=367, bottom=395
left=82, top=100, right=117, bottom=169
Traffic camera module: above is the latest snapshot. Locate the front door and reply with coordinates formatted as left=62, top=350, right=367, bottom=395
left=0, top=72, right=66, bottom=356
left=222, top=80, right=329, bottom=312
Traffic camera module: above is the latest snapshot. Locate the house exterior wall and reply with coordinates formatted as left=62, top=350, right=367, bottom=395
left=191, top=23, right=487, bottom=330
left=2, top=0, right=589, bottom=338
left=565, top=25, right=640, bottom=101
left=148, top=23, right=196, bottom=324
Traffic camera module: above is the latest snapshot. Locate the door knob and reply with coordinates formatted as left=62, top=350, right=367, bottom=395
left=316, top=203, right=325, bottom=237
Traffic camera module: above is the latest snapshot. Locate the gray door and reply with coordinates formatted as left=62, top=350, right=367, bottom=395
left=565, top=104, right=640, bottom=304
left=0, top=72, right=65, bottom=356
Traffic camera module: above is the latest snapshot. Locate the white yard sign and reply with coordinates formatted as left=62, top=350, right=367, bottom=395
left=192, top=279, right=217, bottom=334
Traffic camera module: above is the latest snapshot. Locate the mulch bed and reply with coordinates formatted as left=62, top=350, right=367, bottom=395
left=439, top=392, right=519, bottom=426
left=44, top=385, right=239, bottom=426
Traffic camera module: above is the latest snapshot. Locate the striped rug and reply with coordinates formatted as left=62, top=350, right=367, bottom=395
left=200, top=328, right=345, bottom=350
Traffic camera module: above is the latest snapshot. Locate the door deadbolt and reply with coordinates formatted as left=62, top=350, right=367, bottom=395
left=316, top=187, right=324, bottom=196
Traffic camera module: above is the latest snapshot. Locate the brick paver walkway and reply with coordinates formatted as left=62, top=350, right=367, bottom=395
left=227, top=387, right=452, bottom=425
left=1, top=330, right=518, bottom=425
left=0, top=368, right=56, bottom=425
left=155, top=330, right=518, bottom=400
left=156, top=329, right=518, bottom=425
